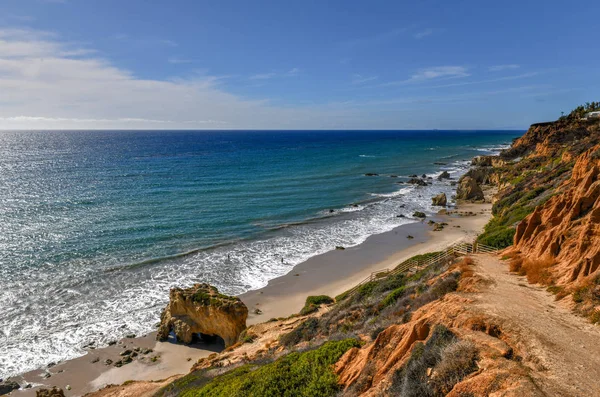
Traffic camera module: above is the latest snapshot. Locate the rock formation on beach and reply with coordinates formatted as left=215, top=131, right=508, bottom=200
left=456, top=176, right=484, bottom=201
left=157, top=283, right=248, bottom=347
left=432, top=193, right=447, bottom=206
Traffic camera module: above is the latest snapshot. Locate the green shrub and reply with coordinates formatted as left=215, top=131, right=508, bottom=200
left=305, top=295, right=334, bottom=306
left=174, top=339, right=360, bottom=397
left=381, top=285, right=411, bottom=308
left=477, top=226, right=515, bottom=249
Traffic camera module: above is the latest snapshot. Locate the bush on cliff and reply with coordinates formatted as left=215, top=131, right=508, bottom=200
left=162, top=339, right=360, bottom=397
left=388, top=325, right=478, bottom=396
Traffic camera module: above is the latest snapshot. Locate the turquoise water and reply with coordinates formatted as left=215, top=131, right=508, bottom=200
left=0, top=130, right=520, bottom=376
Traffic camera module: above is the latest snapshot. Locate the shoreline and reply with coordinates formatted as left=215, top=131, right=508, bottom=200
left=11, top=200, right=492, bottom=396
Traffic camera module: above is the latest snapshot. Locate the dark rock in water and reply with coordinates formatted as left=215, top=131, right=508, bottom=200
left=450, top=181, right=457, bottom=186
left=396, top=214, right=405, bottom=218
left=421, top=174, right=427, bottom=178
left=125, top=333, right=136, bottom=339
left=399, top=204, right=405, bottom=208
left=390, top=175, right=398, bottom=178
left=432, top=193, right=447, bottom=206
left=42, top=372, right=51, bottom=379
left=409, top=174, right=418, bottom=178
left=25, top=384, right=32, bottom=389
left=407, top=178, right=427, bottom=186
left=407, top=235, right=414, bottom=239
left=35, top=387, right=65, bottom=397
left=364, top=173, right=379, bottom=176
left=107, top=340, right=117, bottom=346
left=438, top=171, right=451, bottom=180
left=396, top=181, right=404, bottom=184
left=352, top=204, right=359, bottom=207
left=47, top=362, right=56, bottom=368
left=434, top=162, right=447, bottom=165
left=329, top=209, right=335, bottom=213
left=427, top=220, right=435, bottom=225
left=0, top=380, right=20, bottom=395
left=413, top=211, right=426, bottom=218
left=335, top=246, right=345, bottom=250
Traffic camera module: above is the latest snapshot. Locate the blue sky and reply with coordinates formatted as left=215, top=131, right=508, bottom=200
left=0, top=0, right=598, bottom=129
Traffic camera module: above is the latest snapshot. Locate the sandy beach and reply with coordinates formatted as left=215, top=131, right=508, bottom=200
left=11, top=201, right=492, bottom=397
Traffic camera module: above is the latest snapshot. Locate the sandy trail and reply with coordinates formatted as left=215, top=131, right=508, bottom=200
left=473, top=254, right=600, bottom=397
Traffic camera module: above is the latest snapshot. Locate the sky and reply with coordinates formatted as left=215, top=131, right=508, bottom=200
left=0, top=0, right=598, bottom=130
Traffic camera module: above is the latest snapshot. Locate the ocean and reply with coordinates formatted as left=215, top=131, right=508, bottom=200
left=0, top=129, right=521, bottom=377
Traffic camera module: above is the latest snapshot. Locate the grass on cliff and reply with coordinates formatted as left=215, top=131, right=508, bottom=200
left=282, top=255, right=465, bottom=349
left=155, top=339, right=360, bottom=397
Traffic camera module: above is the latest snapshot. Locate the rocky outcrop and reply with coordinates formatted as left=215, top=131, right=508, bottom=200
left=471, top=155, right=506, bottom=167
left=438, top=171, right=451, bottom=180
left=432, top=193, right=447, bottom=206
left=456, top=176, right=484, bottom=201
left=0, top=380, right=20, bottom=395
left=407, top=178, right=428, bottom=186
left=157, top=283, right=248, bottom=347
left=513, top=145, right=600, bottom=285
left=36, top=388, right=65, bottom=397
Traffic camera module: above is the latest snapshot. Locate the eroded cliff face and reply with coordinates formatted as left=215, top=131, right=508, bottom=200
left=333, top=271, right=540, bottom=397
left=157, top=283, right=248, bottom=347
left=513, top=145, right=600, bottom=285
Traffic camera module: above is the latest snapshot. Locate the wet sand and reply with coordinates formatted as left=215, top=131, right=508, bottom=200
left=11, top=202, right=491, bottom=396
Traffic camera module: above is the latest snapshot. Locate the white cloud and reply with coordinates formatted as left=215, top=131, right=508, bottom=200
left=379, top=66, right=469, bottom=87
left=249, top=68, right=299, bottom=80
left=0, top=29, right=356, bottom=129
left=351, top=74, right=378, bottom=84
left=410, top=66, right=469, bottom=80
left=489, top=64, right=520, bottom=72
left=414, top=29, right=433, bottom=39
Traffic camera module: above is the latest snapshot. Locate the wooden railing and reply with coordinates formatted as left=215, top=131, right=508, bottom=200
left=339, top=240, right=498, bottom=300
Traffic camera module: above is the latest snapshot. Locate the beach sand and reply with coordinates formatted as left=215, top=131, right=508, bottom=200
left=11, top=201, right=491, bottom=397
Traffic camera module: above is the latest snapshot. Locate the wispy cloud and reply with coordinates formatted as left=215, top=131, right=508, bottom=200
left=351, top=74, right=378, bottom=84
left=249, top=68, right=299, bottom=80
left=428, top=72, right=538, bottom=88
left=489, top=64, right=520, bottom=72
left=168, top=57, right=193, bottom=64
left=379, top=66, right=470, bottom=87
left=414, top=28, right=434, bottom=39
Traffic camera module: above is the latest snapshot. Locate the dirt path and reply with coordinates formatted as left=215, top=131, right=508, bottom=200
left=473, top=254, right=600, bottom=397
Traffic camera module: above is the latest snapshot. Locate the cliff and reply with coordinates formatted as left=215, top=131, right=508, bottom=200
left=83, top=104, right=600, bottom=397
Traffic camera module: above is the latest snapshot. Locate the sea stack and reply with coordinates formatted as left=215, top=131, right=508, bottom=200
left=157, top=283, right=248, bottom=347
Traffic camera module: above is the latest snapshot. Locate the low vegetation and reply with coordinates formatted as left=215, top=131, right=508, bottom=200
left=300, top=295, right=334, bottom=315
left=388, top=325, right=479, bottom=396
left=157, top=339, right=360, bottom=397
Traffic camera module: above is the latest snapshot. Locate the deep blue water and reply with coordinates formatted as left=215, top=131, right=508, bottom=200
left=0, top=129, right=521, bottom=376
